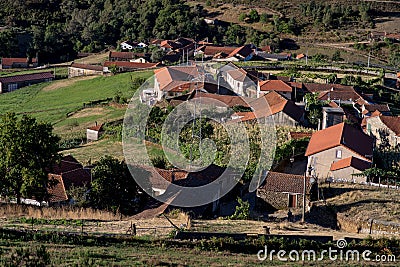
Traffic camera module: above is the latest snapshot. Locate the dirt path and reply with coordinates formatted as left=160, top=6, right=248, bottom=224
left=42, top=75, right=99, bottom=92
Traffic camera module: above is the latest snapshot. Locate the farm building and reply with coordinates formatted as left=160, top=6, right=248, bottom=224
left=68, top=63, right=106, bottom=78
left=0, top=57, right=38, bottom=69
left=0, top=72, right=53, bottom=93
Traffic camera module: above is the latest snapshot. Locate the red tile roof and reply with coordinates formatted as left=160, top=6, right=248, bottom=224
left=154, top=65, right=199, bottom=92
left=379, top=116, right=400, bottom=136
left=305, top=123, right=373, bottom=160
left=47, top=174, right=69, bottom=203
left=88, top=123, right=103, bottom=131
left=363, top=104, right=390, bottom=113
left=70, top=63, right=103, bottom=71
left=109, top=51, right=134, bottom=59
left=251, top=91, right=304, bottom=121
left=259, top=80, right=293, bottom=92
left=50, top=155, right=91, bottom=189
left=192, top=92, right=252, bottom=107
left=258, top=171, right=311, bottom=194
left=330, top=156, right=371, bottom=171
left=196, top=45, right=237, bottom=56
left=1, top=57, right=37, bottom=66
left=0, top=72, right=53, bottom=84
left=227, top=45, right=253, bottom=59
left=232, top=111, right=257, bottom=122
left=104, top=61, right=159, bottom=69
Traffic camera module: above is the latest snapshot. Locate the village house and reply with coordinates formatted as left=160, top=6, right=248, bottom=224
left=365, top=115, right=400, bottom=148
left=305, top=123, right=373, bottom=183
left=194, top=45, right=237, bottom=59
left=257, top=79, right=293, bottom=99
left=214, top=44, right=255, bottom=62
left=135, top=164, right=242, bottom=218
left=108, top=51, right=135, bottom=61
left=231, top=91, right=305, bottom=126
left=21, top=155, right=91, bottom=206
left=225, top=67, right=264, bottom=97
left=302, top=83, right=365, bottom=105
left=321, top=106, right=345, bottom=129
left=360, top=103, right=391, bottom=118
left=153, top=65, right=201, bottom=101
left=0, top=72, right=53, bottom=93
left=68, top=62, right=106, bottom=78
left=257, top=172, right=313, bottom=210
left=253, top=52, right=289, bottom=61
left=0, top=57, right=38, bottom=69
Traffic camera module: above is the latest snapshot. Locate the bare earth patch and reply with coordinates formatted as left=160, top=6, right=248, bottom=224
left=70, top=107, right=106, bottom=118
left=42, top=75, right=99, bottom=92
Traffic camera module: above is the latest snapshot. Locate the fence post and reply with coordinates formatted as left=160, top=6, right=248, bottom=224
left=133, top=223, right=136, bottom=236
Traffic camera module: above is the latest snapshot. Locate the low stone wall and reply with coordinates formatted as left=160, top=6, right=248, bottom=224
left=337, top=214, right=400, bottom=236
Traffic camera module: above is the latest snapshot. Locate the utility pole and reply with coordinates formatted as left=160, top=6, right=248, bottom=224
left=367, top=51, right=371, bottom=68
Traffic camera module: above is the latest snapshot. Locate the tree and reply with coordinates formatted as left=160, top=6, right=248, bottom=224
left=0, top=113, right=60, bottom=204
left=151, top=48, right=165, bottom=63
left=89, top=156, right=144, bottom=214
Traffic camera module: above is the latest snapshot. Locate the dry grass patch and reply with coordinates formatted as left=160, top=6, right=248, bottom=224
left=42, top=75, right=99, bottom=92
left=0, top=204, right=121, bottom=220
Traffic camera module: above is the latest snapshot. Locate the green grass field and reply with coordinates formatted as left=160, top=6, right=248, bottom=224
left=0, top=71, right=153, bottom=129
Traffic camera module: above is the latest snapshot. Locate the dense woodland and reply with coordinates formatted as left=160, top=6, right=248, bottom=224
left=0, top=0, right=276, bottom=63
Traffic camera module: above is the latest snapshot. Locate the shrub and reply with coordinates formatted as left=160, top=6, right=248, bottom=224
left=229, top=198, right=250, bottom=220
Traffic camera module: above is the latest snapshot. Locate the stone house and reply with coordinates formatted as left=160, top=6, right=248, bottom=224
left=305, top=123, right=373, bottom=183
left=365, top=115, right=400, bottom=148
left=257, top=172, right=313, bottom=210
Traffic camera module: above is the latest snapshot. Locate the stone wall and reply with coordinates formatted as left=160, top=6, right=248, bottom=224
left=337, top=213, right=400, bottom=236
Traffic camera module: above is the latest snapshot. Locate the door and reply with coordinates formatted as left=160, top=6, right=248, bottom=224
left=288, top=194, right=297, bottom=208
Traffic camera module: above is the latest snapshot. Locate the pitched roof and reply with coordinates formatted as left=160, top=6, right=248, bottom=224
left=1, top=57, right=37, bottom=66
left=47, top=174, right=69, bottom=203
left=0, top=72, right=53, bottom=84
left=192, top=92, right=252, bottom=107
left=303, top=83, right=355, bottom=93
left=258, top=172, right=310, bottom=194
left=379, top=116, right=400, bottom=136
left=226, top=68, right=249, bottom=82
left=196, top=45, right=237, bottom=56
left=305, top=123, right=373, bottom=160
left=318, top=89, right=363, bottom=102
left=363, top=104, right=390, bottom=113
left=109, top=51, right=134, bottom=59
left=231, top=111, right=257, bottom=122
left=251, top=91, right=304, bottom=121
left=88, top=123, right=103, bottom=131
left=227, top=44, right=253, bottom=59
left=154, top=65, right=200, bottom=92
left=330, top=156, right=371, bottom=171
left=70, top=63, right=103, bottom=71
left=259, top=80, right=293, bottom=92
left=104, top=61, right=159, bottom=69
left=49, top=155, right=91, bottom=189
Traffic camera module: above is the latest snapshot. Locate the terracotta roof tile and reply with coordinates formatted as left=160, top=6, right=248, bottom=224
left=1, top=58, right=37, bottom=66
left=251, top=91, right=304, bottom=121
left=259, top=80, right=293, bottom=92
left=305, top=123, right=373, bottom=160
left=88, top=123, right=103, bottom=131
left=109, top=51, right=134, bottom=59
left=330, top=156, right=371, bottom=171
left=0, top=72, right=53, bottom=84
left=379, top=116, right=400, bottom=136
left=363, top=104, right=391, bottom=113
left=258, top=172, right=310, bottom=194
left=47, top=174, right=68, bottom=203
left=155, top=65, right=200, bottom=92
left=192, top=92, right=252, bottom=107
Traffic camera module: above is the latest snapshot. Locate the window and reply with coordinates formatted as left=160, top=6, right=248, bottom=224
left=336, top=149, right=342, bottom=159
left=7, top=83, right=18, bottom=91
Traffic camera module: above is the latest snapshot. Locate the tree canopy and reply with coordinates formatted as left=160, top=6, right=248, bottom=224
left=0, top=113, right=60, bottom=204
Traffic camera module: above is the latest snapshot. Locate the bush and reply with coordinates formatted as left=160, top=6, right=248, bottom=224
left=229, top=198, right=250, bottom=220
